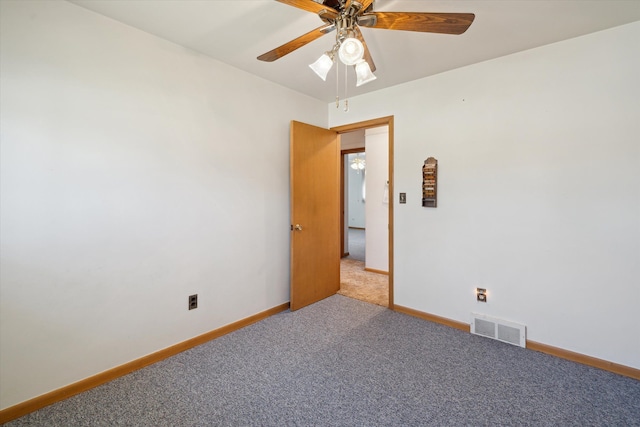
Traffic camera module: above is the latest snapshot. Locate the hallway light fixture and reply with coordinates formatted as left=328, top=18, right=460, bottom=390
left=350, top=155, right=366, bottom=171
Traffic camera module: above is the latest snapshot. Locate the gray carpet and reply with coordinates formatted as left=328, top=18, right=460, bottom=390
left=7, top=295, right=640, bottom=426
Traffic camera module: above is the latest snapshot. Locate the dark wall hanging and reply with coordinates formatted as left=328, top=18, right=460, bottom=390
left=422, top=157, right=438, bottom=207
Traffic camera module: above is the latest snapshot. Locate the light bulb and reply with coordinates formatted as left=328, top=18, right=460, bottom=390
left=338, top=37, right=364, bottom=66
left=350, top=157, right=365, bottom=170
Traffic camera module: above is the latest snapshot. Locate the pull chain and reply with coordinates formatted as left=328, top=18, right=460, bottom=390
left=333, top=56, right=351, bottom=112
left=335, top=58, right=340, bottom=108
left=344, top=63, right=349, bottom=112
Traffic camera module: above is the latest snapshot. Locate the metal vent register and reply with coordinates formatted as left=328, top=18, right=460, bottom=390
left=471, top=313, right=526, bottom=348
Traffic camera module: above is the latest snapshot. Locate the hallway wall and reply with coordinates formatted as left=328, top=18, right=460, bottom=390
left=347, top=153, right=366, bottom=228
left=364, top=127, right=389, bottom=273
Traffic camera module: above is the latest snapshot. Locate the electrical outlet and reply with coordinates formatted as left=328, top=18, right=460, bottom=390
left=188, top=294, right=198, bottom=310
left=476, top=288, right=487, bottom=303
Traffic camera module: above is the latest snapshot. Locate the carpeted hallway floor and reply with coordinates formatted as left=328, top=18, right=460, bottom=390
left=339, top=259, right=388, bottom=307
left=340, top=228, right=389, bottom=307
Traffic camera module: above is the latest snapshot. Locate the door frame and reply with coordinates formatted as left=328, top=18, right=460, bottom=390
left=332, top=116, right=394, bottom=309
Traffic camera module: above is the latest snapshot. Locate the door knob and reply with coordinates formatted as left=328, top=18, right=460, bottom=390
left=294, top=224, right=303, bottom=231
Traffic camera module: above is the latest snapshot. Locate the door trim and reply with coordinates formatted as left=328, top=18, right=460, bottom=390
left=332, top=116, right=394, bottom=309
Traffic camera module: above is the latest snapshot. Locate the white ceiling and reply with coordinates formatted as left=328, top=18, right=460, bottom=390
left=69, top=0, right=640, bottom=103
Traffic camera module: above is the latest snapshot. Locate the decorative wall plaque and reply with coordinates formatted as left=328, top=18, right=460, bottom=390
left=422, top=157, right=438, bottom=207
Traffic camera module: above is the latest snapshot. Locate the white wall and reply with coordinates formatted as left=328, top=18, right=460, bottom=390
left=347, top=153, right=366, bottom=228
left=340, top=130, right=365, bottom=151
left=329, top=22, right=640, bottom=369
left=365, top=127, right=389, bottom=272
left=340, top=131, right=365, bottom=250
left=0, top=0, right=326, bottom=409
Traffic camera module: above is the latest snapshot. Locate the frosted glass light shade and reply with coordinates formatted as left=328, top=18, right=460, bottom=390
left=338, top=37, right=364, bottom=65
left=355, top=60, right=376, bottom=86
left=350, top=158, right=365, bottom=170
left=309, top=53, right=334, bottom=80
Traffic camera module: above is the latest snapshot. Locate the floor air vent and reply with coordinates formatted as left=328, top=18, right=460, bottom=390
left=471, top=313, right=526, bottom=348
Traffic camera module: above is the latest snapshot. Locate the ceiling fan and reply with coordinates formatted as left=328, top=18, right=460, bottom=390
left=257, top=0, right=475, bottom=87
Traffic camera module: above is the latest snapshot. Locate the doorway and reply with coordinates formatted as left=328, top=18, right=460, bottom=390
left=288, top=117, right=393, bottom=311
left=334, top=118, right=393, bottom=308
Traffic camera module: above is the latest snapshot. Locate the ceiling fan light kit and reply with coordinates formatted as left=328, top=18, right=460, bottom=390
left=259, top=0, right=475, bottom=109
left=338, top=37, right=365, bottom=65
left=309, top=51, right=335, bottom=81
left=354, top=60, right=376, bottom=86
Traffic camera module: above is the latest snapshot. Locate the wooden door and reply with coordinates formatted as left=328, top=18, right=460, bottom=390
left=290, top=121, right=340, bottom=311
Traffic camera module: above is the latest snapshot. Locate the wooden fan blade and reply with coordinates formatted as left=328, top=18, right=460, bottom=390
left=367, top=12, right=475, bottom=35
left=354, top=27, right=376, bottom=72
left=276, top=0, right=339, bottom=15
left=257, top=24, right=335, bottom=62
